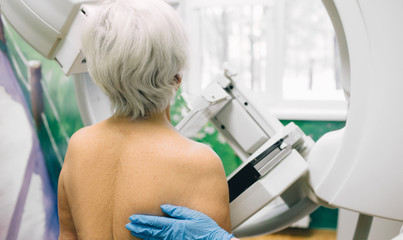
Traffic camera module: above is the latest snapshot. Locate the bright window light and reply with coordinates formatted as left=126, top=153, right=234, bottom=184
left=181, top=0, right=348, bottom=120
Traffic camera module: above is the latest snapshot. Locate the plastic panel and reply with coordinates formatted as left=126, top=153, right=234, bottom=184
left=0, top=0, right=92, bottom=58
left=0, top=0, right=60, bottom=57
left=23, top=0, right=76, bottom=32
left=215, top=100, right=269, bottom=154
left=309, top=0, right=403, bottom=221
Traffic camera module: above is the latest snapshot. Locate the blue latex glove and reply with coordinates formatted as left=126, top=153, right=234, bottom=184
left=125, top=204, right=235, bottom=240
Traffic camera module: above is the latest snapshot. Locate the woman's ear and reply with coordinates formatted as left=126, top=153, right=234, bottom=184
left=174, top=74, right=182, bottom=90
left=175, top=74, right=182, bottom=84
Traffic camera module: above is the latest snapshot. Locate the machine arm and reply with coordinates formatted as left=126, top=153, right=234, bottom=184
left=175, top=72, right=318, bottom=235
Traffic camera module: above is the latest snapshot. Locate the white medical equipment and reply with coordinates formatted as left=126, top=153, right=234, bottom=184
left=1, top=0, right=402, bottom=239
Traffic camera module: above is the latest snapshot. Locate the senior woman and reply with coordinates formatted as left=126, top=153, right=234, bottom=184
left=57, top=0, right=231, bottom=239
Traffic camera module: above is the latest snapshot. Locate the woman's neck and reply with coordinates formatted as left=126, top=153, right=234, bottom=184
left=108, top=107, right=172, bottom=127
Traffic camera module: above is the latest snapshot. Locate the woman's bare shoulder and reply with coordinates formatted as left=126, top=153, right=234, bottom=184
left=64, top=121, right=110, bottom=165
left=67, top=126, right=96, bottom=149
left=69, top=120, right=109, bottom=142
left=169, top=137, right=223, bottom=173
left=186, top=141, right=223, bottom=170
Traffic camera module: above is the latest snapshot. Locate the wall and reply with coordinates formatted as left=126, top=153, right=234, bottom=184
left=0, top=17, right=60, bottom=240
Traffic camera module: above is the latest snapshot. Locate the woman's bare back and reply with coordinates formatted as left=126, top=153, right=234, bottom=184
left=58, top=117, right=231, bottom=239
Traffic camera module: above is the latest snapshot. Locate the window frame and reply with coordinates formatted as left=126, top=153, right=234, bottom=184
left=179, top=0, right=348, bottom=121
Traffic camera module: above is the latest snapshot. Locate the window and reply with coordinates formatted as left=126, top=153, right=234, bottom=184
left=180, top=0, right=347, bottom=120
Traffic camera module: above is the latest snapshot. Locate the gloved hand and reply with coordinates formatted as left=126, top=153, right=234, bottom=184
left=125, top=204, right=235, bottom=240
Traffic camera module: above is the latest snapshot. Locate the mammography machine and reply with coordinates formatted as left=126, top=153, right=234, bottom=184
left=1, top=0, right=402, bottom=239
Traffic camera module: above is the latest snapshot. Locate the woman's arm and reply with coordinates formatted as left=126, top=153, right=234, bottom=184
left=58, top=167, right=78, bottom=240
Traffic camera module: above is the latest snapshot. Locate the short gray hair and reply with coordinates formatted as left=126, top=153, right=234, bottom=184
left=81, top=0, right=188, bottom=119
